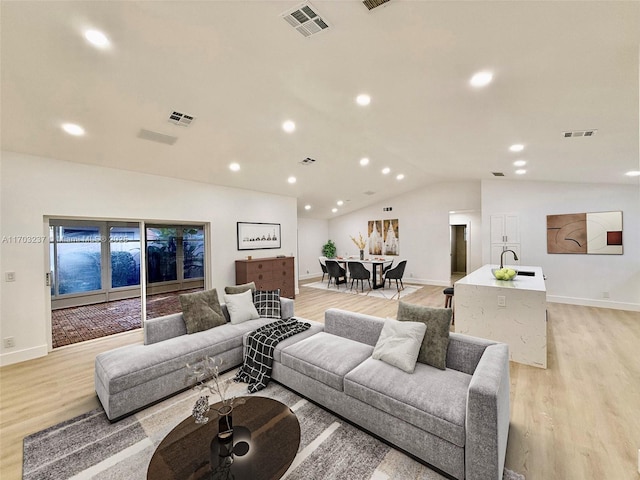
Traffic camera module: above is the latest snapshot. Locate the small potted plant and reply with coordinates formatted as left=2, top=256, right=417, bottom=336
left=322, top=239, right=336, bottom=258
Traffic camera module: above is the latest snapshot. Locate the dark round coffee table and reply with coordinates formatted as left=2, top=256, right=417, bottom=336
left=147, top=396, right=300, bottom=480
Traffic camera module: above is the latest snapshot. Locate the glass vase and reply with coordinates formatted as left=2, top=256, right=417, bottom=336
left=217, top=404, right=233, bottom=443
left=359, top=250, right=364, bottom=260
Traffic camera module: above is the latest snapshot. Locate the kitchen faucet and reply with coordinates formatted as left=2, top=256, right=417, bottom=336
left=500, top=249, right=519, bottom=269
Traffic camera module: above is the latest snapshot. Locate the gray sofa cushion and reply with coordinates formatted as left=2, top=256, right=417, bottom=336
left=280, top=332, right=373, bottom=391
left=397, top=302, right=451, bottom=370
left=97, top=317, right=274, bottom=395
left=179, top=288, right=225, bottom=333
left=344, top=357, right=472, bottom=447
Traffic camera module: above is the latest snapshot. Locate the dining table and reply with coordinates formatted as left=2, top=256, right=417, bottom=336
left=330, top=256, right=393, bottom=289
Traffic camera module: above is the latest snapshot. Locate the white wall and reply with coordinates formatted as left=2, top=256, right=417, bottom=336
left=327, top=182, right=482, bottom=286
left=482, top=179, right=640, bottom=310
left=0, top=152, right=298, bottom=365
left=297, top=217, right=329, bottom=280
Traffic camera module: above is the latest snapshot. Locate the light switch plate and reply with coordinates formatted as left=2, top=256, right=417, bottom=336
left=5, top=272, right=16, bottom=282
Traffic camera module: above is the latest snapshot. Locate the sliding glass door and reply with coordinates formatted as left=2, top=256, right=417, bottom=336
left=145, top=225, right=205, bottom=318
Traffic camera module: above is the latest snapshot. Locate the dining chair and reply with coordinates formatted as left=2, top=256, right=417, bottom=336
left=382, top=259, right=394, bottom=274
left=383, top=260, right=407, bottom=291
left=325, top=260, right=347, bottom=289
left=319, top=258, right=328, bottom=283
left=347, top=261, right=371, bottom=292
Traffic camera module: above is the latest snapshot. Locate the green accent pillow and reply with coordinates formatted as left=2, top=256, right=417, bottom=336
left=224, top=282, right=256, bottom=295
left=397, top=302, right=452, bottom=370
left=179, top=289, right=225, bottom=334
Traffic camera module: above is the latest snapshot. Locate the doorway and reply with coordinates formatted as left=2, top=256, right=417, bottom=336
left=450, top=224, right=467, bottom=275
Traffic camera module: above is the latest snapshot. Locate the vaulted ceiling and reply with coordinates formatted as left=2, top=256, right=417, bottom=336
left=1, top=1, right=639, bottom=219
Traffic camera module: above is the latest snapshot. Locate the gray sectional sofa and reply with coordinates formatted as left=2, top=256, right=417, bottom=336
left=270, top=308, right=511, bottom=480
left=95, top=301, right=510, bottom=480
left=94, top=297, right=322, bottom=421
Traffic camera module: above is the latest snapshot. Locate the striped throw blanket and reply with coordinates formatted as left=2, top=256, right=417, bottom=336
left=235, top=318, right=311, bottom=393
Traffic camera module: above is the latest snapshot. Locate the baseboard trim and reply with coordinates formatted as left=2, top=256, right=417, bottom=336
left=0, top=343, right=48, bottom=367
left=547, top=295, right=640, bottom=312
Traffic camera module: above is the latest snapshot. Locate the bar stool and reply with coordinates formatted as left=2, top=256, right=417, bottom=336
left=443, top=287, right=454, bottom=308
left=443, top=287, right=454, bottom=324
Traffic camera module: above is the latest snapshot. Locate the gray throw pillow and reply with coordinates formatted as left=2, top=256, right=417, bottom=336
left=397, top=302, right=452, bottom=370
left=223, top=289, right=261, bottom=324
left=179, top=289, right=225, bottom=334
left=372, top=318, right=427, bottom=373
left=224, top=282, right=256, bottom=295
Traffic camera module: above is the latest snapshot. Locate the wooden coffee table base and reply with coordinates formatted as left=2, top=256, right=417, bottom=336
left=148, top=396, right=300, bottom=480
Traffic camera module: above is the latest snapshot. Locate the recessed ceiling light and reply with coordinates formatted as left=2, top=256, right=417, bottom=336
left=381, top=167, right=390, bottom=175
left=229, top=162, right=240, bottom=172
left=470, top=71, right=493, bottom=87
left=62, top=123, right=85, bottom=136
left=396, top=174, right=405, bottom=180
left=509, top=144, right=525, bottom=152
left=287, top=176, right=296, bottom=184
left=337, top=200, right=344, bottom=206
left=304, top=204, right=311, bottom=210
left=513, top=160, right=527, bottom=167
left=84, top=29, right=110, bottom=48
left=515, top=169, right=527, bottom=175
left=332, top=208, right=338, bottom=213
left=282, top=120, right=296, bottom=133
left=356, top=94, right=371, bottom=106
left=359, top=157, right=370, bottom=166
left=625, top=170, right=640, bottom=177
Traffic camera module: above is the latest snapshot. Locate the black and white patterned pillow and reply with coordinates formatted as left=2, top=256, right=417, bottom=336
left=253, top=289, right=281, bottom=319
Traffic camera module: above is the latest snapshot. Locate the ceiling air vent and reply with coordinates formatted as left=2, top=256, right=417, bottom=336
left=168, top=111, right=195, bottom=127
left=363, top=0, right=391, bottom=10
left=281, top=3, right=330, bottom=38
left=364, top=190, right=376, bottom=195
left=137, top=129, right=178, bottom=145
left=300, top=157, right=316, bottom=165
left=563, top=129, right=597, bottom=138
left=492, top=172, right=505, bottom=177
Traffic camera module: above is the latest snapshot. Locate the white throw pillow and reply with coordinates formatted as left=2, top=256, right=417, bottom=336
left=372, top=318, right=427, bottom=373
left=224, top=289, right=260, bottom=324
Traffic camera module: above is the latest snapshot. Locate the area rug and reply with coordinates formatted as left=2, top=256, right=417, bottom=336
left=304, top=281, right=421, bottom=300
left=23, top=370, right=524, bottom=480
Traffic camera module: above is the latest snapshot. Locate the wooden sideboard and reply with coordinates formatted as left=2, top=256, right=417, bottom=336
left=235, top=256, right=295, bottom=299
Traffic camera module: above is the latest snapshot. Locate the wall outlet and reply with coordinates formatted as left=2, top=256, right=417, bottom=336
left=3, top=337, right=15, bottom=348
left=497, top=295, right=506, bottom=307
left=603, top=291, right=610, bottom=299
left=5, top=271, right=16, bottom=282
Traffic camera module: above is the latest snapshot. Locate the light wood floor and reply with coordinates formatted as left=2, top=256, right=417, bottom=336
left=1, top=280, right=639, bottom=479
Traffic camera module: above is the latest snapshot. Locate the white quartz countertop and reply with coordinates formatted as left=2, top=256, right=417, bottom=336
left=455, top=264, right=546, bottom=292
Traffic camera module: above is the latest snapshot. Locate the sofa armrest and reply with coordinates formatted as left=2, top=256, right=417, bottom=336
left=324, top=308, right=384, bottom=346
left=144, top=313, right=187, bottom=345
left=281, top=297, right=294, bottom=320
left=465, top=343, right=510, bottom=480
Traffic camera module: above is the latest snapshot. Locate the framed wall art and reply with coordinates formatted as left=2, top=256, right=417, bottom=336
left=547, top=211, right=622, bottom=254
left=237, top=222, right=281, bottom=250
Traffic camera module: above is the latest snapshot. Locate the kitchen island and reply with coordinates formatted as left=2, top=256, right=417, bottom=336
left=454, top=264, right=547, bottom=368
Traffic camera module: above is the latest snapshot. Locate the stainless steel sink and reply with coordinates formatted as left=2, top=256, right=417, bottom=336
left=517, top=271, right=535, bottom=276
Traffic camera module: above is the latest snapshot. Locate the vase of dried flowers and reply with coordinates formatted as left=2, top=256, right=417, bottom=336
left=186, top=357, right=237, bottom=433
left=350, top=233, right=368, bottom=260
